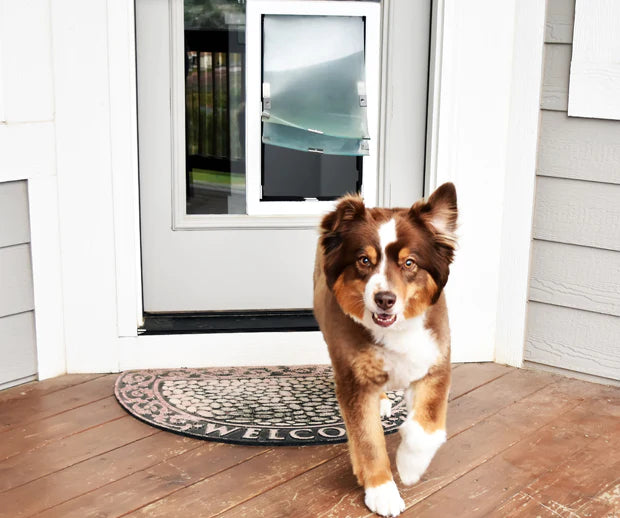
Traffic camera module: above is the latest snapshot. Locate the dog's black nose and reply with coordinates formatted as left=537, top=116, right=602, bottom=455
left=374, top=291, right=396, bottom=310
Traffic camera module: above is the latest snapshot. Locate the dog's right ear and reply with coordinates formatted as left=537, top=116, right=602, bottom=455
left=320, top=194, right=366, bottom=254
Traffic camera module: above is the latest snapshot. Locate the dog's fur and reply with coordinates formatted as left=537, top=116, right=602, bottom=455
left=313, top=183, right=457, bottom=517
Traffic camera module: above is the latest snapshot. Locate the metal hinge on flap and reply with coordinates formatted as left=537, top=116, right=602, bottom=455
left=358, top=81, right=367, bottom=107
left=262, top=82, right=271, bottom=111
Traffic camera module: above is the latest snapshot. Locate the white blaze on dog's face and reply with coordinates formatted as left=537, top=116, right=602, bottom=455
left=320, top=183, right=457, bottom=334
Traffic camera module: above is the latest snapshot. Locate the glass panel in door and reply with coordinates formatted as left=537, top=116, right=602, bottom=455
left=184, top=0, right=246, bottom=215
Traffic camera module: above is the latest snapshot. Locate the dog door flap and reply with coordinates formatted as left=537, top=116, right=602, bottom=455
left=261, top=15, right=370, bottom=155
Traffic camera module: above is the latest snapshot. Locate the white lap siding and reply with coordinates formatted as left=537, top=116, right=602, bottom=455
left=0, top=181, right=37, bottom=389
left=525, top=0, right=620, bottom=382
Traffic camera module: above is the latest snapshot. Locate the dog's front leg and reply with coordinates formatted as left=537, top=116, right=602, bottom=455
left=396, top=361, right=450, bottom=486
left=337, top=384, right=405, bottom=517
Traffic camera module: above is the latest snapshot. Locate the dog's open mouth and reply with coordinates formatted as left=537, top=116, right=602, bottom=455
left=372, top=313, right=397, bottom=327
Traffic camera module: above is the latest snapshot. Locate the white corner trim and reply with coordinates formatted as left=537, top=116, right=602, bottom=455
left=107, top=0, right=143, bottom=336
left=28, top=176, right=67, bottom=380
left=425, top=0, right=545, bottom=366
left=494, top=0, right=546, bottom=367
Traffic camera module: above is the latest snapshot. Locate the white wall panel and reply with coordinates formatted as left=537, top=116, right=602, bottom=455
left=0, top=0, right=54, bottom=122
left=569, top=0, right=620, bottom=120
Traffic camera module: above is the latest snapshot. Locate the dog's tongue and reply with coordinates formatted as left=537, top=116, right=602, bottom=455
left=373, top=313, right=397, bottom=327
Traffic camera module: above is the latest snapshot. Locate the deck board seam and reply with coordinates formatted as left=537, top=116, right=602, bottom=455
left=23, top=435, right=211, bottom=518
left=400, top=396, right=597, bottom=517
left=0, top=396, right=126, bottom=462
left=0, top=419, right=161, bottom=497
left=0, top=374, right=107, bottom=404
left=448, top=368, right=514, bottom=402
left=0, top=375, right=118, bottom=433
left=113, top=446, right=276, bottom=518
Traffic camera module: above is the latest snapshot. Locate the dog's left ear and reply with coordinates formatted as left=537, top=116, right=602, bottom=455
left=409, top=182, right=458, bottom=240
left=320, top=194, right=366, bottom=254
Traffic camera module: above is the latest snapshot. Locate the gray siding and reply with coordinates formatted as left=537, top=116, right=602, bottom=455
left=525, top=0, right=620, bottom=381
left=0, top=181, right=37, bottom=390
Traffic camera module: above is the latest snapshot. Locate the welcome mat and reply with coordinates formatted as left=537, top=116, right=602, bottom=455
left=114, top=365, right=407, bottom=446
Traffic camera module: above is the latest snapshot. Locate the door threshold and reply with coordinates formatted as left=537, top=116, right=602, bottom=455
left=140, top=310, right=319, bottom=335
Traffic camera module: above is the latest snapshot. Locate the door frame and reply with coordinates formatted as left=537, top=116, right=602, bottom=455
left=33, top=0, right=545, bottom=376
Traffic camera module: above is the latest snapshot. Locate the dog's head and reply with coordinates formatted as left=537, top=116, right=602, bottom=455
left=319, top=182, right=457, bottom=332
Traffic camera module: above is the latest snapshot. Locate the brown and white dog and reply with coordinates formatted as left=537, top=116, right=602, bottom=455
left=313, top=183, right=457, bottom=517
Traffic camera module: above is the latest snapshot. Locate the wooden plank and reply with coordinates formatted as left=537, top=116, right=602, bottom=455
left=0, top=312, right=37, bottom=389
left=34, top=444, right=277, bottom=518
left=0, top=243, right=34, bottom=318
left=529, top=240, right=620, bottom=316
left=0, top=396, right=126, bottom=461
left=0, top=374, right=116, bottom=431
left=205, top=370, right=554, bottom=518
left=403, top=381, right=619, bottom=516
left=537, top=110, right=620, bottom=184
left=0, top=432, right=204, bottom=518
left=117, top=444, right=345, bottom=518
left=533, top=176, right=620, bottom=251
left=17, top=367, right=503, bottom=517
left=215, top=373, right=590, bottom=518
left=545, top=0, right=574, bottom=44
left=0, top=415, right=158, bottom=493
left=448, top=362, right=513, bottom=401
left=0, top=181, right=30, bottom=248
left=525, top=302, right=620, bottom=380
left=445, top=369, right=554, bottom=437
left=576, top=480, right=620, bottom=517
left=0, top=373, right=102, bottom=404
left=540, top=43, right=571, bottom=111
left=495, top=435, right=620, bottom=516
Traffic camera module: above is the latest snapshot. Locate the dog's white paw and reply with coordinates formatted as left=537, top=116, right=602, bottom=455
left=396, top=420, right=446, bottom=486
left=364, top=481, right=406, bottom=517
left=379, top=397, right=393, bottom=418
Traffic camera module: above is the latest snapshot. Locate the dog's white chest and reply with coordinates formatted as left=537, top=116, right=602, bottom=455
left=376, top=317, right=440, bottom=391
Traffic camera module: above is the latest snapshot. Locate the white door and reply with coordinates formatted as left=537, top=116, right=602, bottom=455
left=136, top=0, right=429, bottom=315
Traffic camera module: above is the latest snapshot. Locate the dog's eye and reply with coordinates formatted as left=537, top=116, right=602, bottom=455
left=358, top=256, right=370, bottom=266
left=404, top=258, right=415, bottom=269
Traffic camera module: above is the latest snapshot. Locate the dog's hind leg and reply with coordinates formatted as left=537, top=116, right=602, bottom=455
left=396, top=360, right=451, bottom=486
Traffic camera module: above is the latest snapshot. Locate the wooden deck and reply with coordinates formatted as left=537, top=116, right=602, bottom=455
left=0, top=364, right=617, bottom=517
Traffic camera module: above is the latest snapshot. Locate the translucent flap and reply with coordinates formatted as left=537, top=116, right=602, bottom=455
left=262, top=121, right=369, bottom=156
left=262, top=15, right=369, bottom=140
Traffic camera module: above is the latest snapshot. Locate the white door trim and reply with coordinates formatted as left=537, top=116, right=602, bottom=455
left=426, top=0, right=545, bottom=367
left=34, top=0, right=545, bottom=376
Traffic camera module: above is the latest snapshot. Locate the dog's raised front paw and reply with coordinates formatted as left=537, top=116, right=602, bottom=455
left=379, top=396, right=392, bottom=418
left=364, top=480, right=405, bottom=517
left=396, top=420, right=446, bottom=486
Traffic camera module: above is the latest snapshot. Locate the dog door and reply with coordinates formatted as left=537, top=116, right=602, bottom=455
left=245, top=0, right=380, bottom=215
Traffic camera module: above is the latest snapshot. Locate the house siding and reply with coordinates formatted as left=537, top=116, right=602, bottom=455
left=524, top=0, right=620, bottom=381
left=0, top=181, right=37, bottom=389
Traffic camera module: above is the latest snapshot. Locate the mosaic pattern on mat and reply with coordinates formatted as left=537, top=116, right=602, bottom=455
left=115, top=365, right=407, bottom=446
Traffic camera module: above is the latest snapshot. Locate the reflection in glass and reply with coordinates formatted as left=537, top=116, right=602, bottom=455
left=184, top=0, right=245, bottom=215
left=261, top=15, right=369, bottom=153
